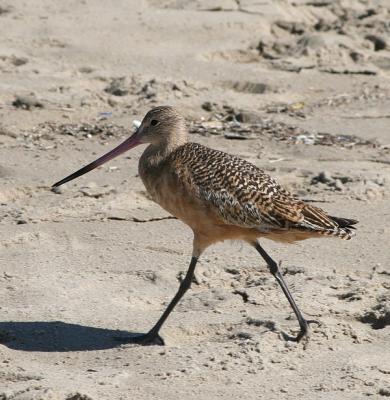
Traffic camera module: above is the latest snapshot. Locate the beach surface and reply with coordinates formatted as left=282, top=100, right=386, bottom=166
left=0, top=1, right=389, bottom=399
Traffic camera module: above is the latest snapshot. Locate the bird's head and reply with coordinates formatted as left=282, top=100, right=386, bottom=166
left=52, top=105, right=187, bottom=188
left=136, top=106, right=187, bottom=146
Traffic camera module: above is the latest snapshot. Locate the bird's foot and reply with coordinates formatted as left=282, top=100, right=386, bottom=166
left=294, top=319, right=321, bottom=343
left=129, top=332, right=165, bottom=346
left=113, top=331, right=165, bottom=346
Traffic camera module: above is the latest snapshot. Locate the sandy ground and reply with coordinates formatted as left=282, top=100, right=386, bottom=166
left=1, top=0, right=390, bottom=399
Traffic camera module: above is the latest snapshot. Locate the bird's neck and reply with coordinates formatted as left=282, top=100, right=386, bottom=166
left=142, top=135, right=187, bottom=166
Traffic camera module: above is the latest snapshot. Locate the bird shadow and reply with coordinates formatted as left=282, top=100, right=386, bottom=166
left=0, top=321, right=143, bottom=352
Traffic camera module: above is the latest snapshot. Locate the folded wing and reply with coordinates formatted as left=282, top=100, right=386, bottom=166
left=172, top=143, right=357, bottom=239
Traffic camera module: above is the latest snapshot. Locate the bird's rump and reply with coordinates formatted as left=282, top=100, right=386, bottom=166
left=171, top=143, right=357, bottom=239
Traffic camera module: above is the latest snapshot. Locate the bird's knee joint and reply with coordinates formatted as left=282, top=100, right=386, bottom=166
left=180, top=278, right=192, bottom=291
left=268, top=262, right=279, bottom=275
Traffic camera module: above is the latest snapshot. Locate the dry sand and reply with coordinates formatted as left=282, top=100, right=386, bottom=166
left=0, top=0, right=390, bottom=399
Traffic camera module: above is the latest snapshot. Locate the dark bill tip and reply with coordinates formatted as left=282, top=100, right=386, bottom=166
left=52, top=133, right=141, bottom=188
left=52, top=160, right=102, bottom=187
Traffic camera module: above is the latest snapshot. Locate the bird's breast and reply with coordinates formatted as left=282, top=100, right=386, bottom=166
left=138, top=151, right=216, bottom=231
left=138, top=152, right=187, bottom=217
left=139, top=161, right=170, bottom=205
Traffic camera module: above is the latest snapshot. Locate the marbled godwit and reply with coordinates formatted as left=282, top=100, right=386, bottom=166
left=53, top=106, right=357, bottom=345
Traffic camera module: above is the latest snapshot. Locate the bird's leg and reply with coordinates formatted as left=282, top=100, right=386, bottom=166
left=254, top=241, right=318, bottom=342
left=131, top=256, right=198, bottom=346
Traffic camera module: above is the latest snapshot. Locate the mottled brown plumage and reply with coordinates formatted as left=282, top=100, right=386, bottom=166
left=138, top=107, right=356, bottom=248
left=169, top=142, right=355, bottom=238
left=53, top=105, right=358, bottom=346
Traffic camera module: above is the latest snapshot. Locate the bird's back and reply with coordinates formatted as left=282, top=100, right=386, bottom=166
left=167, top=142, right=357, bottom=241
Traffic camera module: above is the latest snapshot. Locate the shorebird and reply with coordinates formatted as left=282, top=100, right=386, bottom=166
left=53, top=106, right=357, bottom=345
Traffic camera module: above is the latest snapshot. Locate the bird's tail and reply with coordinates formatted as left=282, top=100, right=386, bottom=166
left=325, top=215, right=358, bottom=240
left=299, top=204, right=358, bottom=240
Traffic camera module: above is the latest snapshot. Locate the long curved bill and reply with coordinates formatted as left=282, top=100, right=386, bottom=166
left=52, top=132, right=142, bottom=188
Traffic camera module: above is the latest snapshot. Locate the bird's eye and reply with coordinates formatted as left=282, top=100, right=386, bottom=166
left=150, top=119, right=159, bottom=126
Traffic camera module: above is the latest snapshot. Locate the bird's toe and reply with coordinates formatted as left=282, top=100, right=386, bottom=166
left=129, top=332, right=165, bottom=346
left=112, top=332, right=165, bottom=346
left=294, top=319, right=321, bottom=343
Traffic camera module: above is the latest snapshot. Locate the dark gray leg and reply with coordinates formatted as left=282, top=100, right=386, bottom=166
left=254, top=241, right=317, bottom=342
left=132, top=256, right=198, bottom=345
